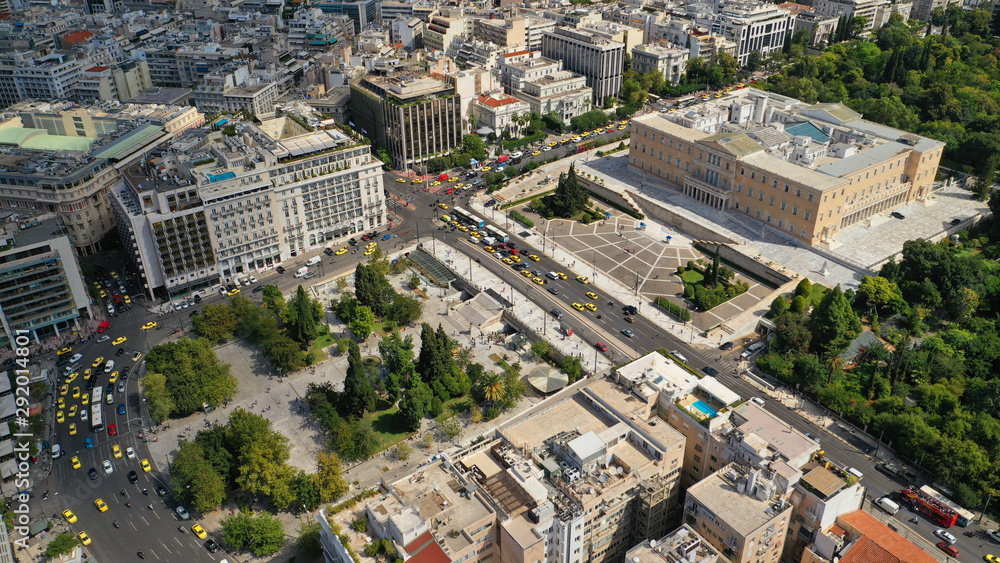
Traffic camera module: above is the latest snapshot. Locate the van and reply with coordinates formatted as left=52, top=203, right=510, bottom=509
left=875, top=497, right=899, bottom=515
left=846, top=467, right=864, bottom=480
left=545, top=271, right=560, bottom=280
left=51, top=444, right=62, bottom=459
left=510, top=152, right=523, bottom=160
left=306, top=256, right=321, bottom=267
left=750, top=397, right=766, bottom=407
left=482, top=237, right=496, bottom=246
left=106, top=393, right=114, bottom=405
left=740, top=341, right=767, bottom=360
left=670, top=350, right=688, bottom=363
left=294, top=267, right=309, bottom=278
left=63, top=363, right=80, bottom=377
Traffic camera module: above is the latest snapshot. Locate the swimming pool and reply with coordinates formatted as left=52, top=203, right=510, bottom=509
left=692, top=400, right=718, bottom=418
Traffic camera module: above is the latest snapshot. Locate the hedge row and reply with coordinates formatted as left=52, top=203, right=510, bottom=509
left=655, top=297, right=692, bottom=322
left=511, top=211, right=534, bottom=228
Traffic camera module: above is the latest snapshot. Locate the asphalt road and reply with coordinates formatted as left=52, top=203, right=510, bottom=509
left=39, top=270, right=225, bottom=562
left=382, top=166, right=996, bottom=561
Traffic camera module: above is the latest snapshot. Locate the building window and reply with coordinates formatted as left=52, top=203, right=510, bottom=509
left=789, top=224, right=795, bottom=233
left=801, top=229, right=807, bottom=237
left=762, top=175, right=767, bottom=183
left=740, top=167, right=745, bottom=175
left=756, top=210, right=761, bottom=219
left=780, top=201, right=787, bottom=211
left=769, top=196, right=776, bottom=205
left=766, top=214, right=771, bottom=223
left=808, top=193, right=814, bottom=202
left=746, top=187, right=753, bottom=197
left=804, top=210, right=811, bottom=220
left=778, top=219, right=784, bottom=228
left=737, top=184, right=743, bottom=193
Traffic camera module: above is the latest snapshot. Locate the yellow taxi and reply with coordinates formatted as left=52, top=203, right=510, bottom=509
left=62, top=510, right=77, bottom=523
left=228, top=288, right=241, bottom=296
left=83, top=368, right=92, bottom=381
left=69, top=423, right=77, bottom=436
left=411, top=178, right=422, bottom=184
left=78, top=532, right=92, bottom=546
left=510, top=255, right=521, bottom=263
left=124, top=295, right=132, bottom=305
left=56, top=411, right=65, bottom=423
left=94, top=498, right=108, bottom=512
left=618, top=125, right=627, bottom=130
left=366, top=241, right=377, bottom=248
left=528, top=254, right=540, bottom=262
left=430, top=181, right=441, bottom=186
left=572, top=303, right=585, bottom=311
left=576, top=276, right=589, bottom=284
left=60, top=384, right=69, bottom=396
left=57, top=347, right=73, bottom=356
left=619, top=120, right=629, bottom=126
left=68, top=405, right=77, bottom=418
left=113, top=445, right=122, bottom=459
left=113, top=336, right=127, bottom=346
left=520, top=270, right=532, bottom=278
left=72, top=387, right=80, bottom=399
left=71, top=456, right=81, bottom=470
left=81, top=393, right=89, bottom=406
left=364, top=248, right=376, bottom=256
left=92, top=357, right=104, bottom=368
left=66, top=371, right=78, bottom=383
left=557, top=272, right=567, bottom=280
left=448, top=177, right=459, bottom=182
left=548, top=141, right=558, bottom=147
left=585, top=303, right=597, bottom=312
left=99, top=290, right=107, bottom=298
left=58, top=397, right=66, bottom=409
left=192, top=524, right=208, bottom=539
left=483, top=246, right=495, bottom=253
left=336, top=247, right=349, bottom=255
left=438, top=203, right=449, bottom=210
left=110, top=271, right=119, bottom=279
left=481, top=166, right=492, bottom=172
left=503, top=258, right=513, bottom=264
left=142, top=321, right=157, bottom=330
left=108, top=371, right=119, bottom=384
left=532, top=277, right=544, bottom=285
left=395, top=178, right=406, bottom=183
left=141, top=459, right=152, bottom=472
left=458, top=225, right=469, bottom=232
left=531, top=151, right=541, bottom=156
left=586, top=291, right=599, bottom=300
left=470, top=232, right=481, bottom=238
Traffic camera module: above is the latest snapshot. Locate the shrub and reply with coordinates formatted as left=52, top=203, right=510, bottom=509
left=511, top=211, right=534, bottom=228
left=655, top=297, right=691, bottom=322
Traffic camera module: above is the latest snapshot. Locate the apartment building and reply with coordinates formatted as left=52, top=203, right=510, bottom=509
left=631, top=44, right=689, bottom=84
left=74, top=61, right=153, bottom=103
left=194, top=65, right=282, bottom=118
left=807, top=0, right=889, bottom=32
left=287, top=8, right=346, bottom=52
left=685, top=463, right=793, bottom=563
left=624, top=525, right=725, bottom=563
left=780, top=4, right=838, bottom=46
left=541, top=26, right=624, bottom=104
left=784, top=462, right=865, bottom=562
left=351, top=73, right=463, bottom=171
left=0, top=219, right=90, bottom=347
left=472, top=92, right=531, bottom=137
left=141, top=41, right=246, bottom=88
left=701, top=1, right=797, bottom=65
left=12, top=53, right=84, bottom=101
left=495, top=51, right=593, bottom=121
left=379, top=0, right=414, bottom=21
left=424, top=16, right=469, bottom=53
left=391, top=17, right=424, bottom=50
left=801, top=510, right=937, bottom=563
left=628, top=89, right=944, bottom=245
left=314, top=0, right=377, bottom=34
left=477, top=17, right=527, bottom=48
left=115, top=118, right=384, bottom=295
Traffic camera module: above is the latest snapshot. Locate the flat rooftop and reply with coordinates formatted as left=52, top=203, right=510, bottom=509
left=502, top=391, right=617, bottom=450
left=729, top=402, right=817, bottom=464
left=687, top=467, right=789, bottom=537
left=626, top=525, right=724, bottom=563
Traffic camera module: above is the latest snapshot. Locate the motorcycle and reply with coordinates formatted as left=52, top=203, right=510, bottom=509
left=114, top=521, right=120, bottom=529
left=909, top=517, right=919, bottom=524
left=179, top=526, right=188, bottom=534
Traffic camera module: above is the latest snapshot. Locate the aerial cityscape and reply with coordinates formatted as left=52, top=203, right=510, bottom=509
left=0, top=0, right=997, bottom=561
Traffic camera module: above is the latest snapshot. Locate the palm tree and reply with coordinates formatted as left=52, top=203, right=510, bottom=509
left=825, top=354, right=844, bottom=384
left=481, top=372, right=506, bottom=405
left=468, top=114, right=478, bottom=133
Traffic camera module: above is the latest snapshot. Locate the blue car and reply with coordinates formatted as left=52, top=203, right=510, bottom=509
left=117, top=403, right=126, bottom=415
left=381, top=234, right=392, bottom=241
left=84, top=438, right=93, bottom=449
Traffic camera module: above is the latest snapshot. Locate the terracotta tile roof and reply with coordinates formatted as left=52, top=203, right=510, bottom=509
left=87, top=66, right=110, bottom=72
left=477, top=93, right=522, bottom=108
left=838, top=511, right=937, bottom=563
left=503, top=50, right=530, bottom=58
left=405, top=532, right=451, bottom=563
left=840, top=536, right=900, bottom=563
left=828, top=523, right=847, bottom=538
left=61, top=30, right=94, bottom=45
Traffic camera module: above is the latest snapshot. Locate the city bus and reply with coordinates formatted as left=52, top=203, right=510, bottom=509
left=486, top=225, right=509, bottom=243
left=467, top=215, right=485, bottom=229
left=90, top=389, right=104, bottom=432
left=921, top=485, right=975, bottom=527
left=451, top=206, right=471, bottom=223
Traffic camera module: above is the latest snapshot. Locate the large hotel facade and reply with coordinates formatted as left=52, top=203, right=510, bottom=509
left=628, top=89, right=943, bottom=246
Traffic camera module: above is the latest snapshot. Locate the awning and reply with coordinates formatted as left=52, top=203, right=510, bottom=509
left=527, top=366, right=568, bottom=394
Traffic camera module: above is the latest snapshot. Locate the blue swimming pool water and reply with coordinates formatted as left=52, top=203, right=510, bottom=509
left=693, top=400, right=718, bottom=417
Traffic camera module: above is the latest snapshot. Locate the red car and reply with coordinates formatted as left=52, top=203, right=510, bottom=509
left=445, top=188, right=455, bottom=194
left=108, top=423, right=117, bottom=436
left=595, top=342, right=608, bottom=352
left=936, top=542, right=958, bottom=557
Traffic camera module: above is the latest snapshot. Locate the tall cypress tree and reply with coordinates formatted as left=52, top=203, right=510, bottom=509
left=341, top=340, right=376, bottom=417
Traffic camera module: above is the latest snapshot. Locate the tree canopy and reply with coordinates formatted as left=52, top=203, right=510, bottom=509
left=144, top=338, right=237, bottom=418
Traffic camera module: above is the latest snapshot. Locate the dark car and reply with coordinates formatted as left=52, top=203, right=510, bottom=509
left=324, top=247, right=334, bottom=255
left=720, top=341, right=734, bottom=351
left=275, top=266, right=286, bottom=274
left=551, top=308, right=564, bottom=319
left=348, top=238, right=358, bottom=246
left=205, top=539, right=220, bottom=553
left=548, top=287, right=560, bottom=295
left=128, top=470, right=139, bottom=484
left=193, top=294, right=202, bottom=303
left=252, top=285, right=265, bottom=293
left=118, top=403, right=126, bottom=415
left=154, top=484, right=168, bottom=497
left=88, top=468, right=99, bottom=480
left=507, top=242, right=516, bottom=249
left=121, top=367, right=130, bottom=378
left=891, top=211, right=905, bottom=219
left=106, top=384, right=114, bottom=395
left=701, top=366, right=720, bottom=377
left=115, top=348, right=125, bottom=356
left=623, top=305, right=638, bottom=315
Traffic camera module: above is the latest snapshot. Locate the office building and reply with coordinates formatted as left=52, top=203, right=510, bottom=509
left=784, top=461, right=865, bottom=561
left=684, top=463, right=793, bottom=563
left=541, top=26, right=624, bottom=103
left=12, top=53, right=84, bottom=101
left=351, top=73, right=462, bottom=171
left=703, top=1, right=797, bottom=66
left=114, top=117, right=384, bottom=295
left=628, top=89, right=944, bottom=245
left=314, top=0, right=377, bottom=34
left=631, top=44, right=689, bottom=84
left=391, top=17, right=424, bottom=51
left=287, top=8, right=347, bottom=52
left=472, top=92, right=531, bottom=138
left=0, top=219, right=90, bottom=347
left=74, top=61, right=153, bottom=103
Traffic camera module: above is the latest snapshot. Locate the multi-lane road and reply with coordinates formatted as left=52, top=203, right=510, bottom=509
left=383, top=171, right=999, bottom=561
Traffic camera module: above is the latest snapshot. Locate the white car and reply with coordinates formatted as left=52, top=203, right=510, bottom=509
left=102, top=460, right=113, bottom=475
left=176, top=506, right=191, bottom=520
left=989, top=529, right=1000, bottom=543
left=934, top=529, right=957, bottom=544
left=81, top=410, right=88, bottom=422
left=104, top=360, right=114, bottom=373
left=126, top=447, right=136, bottom=459
left=248, top=276, right=257, bottom=284
left=218, top=287, right=227, bottom=296
left=97, top=336, right=110, bottom=343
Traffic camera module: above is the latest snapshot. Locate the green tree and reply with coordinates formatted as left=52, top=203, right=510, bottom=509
left=549, top=165, right=588, bottom=217
left=380, top=332, right=416, bottom=383
left=795, top=278, right=813, bottom=298
left=398, top=387, right=427, bottom=431
left=388, top=293, right=423, bottom=325
left=261, top=284, right=286, bottom=317
left=298, top=521, right=325, bottom=558
left=331, top=418, right=382, bottom=460
left=227, top=409, right=296, bottom=508
left=141, top=371, right=175, bottom=422
left=312, top=450, right=349, bottom=502
left=341, top=340, right=376, bottom=417
left=221, top=512, right=286, bottom=557
left=857, top=276, right=905, bottom=315
left=743, top=50, right=764, bottom=73
left=191, top=303, right=238, bottom=343
left=171, top=441, right=227, bottom=512
left=45, top=533, right=79, bottom=558
left=349, top=305, right=376, bottom=339
left=808, top=285, right=862, bottom=357
left=395, top=442, right=413, bottom=460
left=287, top=285, right=321, bottom=345
left=973, top=156, right=996, bottom=201
left=145, top=338, right=237, bottom=417
left=531, top=339, right=550, bottom=360
left=791, top=295, right=808, bottom=313
left=769, top=296, right=789, bottom=317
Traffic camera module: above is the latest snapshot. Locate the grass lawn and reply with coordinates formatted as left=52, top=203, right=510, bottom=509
left=363, top=398, right=412, bottom=448
left=435, top=397, right=472, bottom=423
left=680, top=269, right=705, bottom=284
left=306, top=331, right=340, bottom=362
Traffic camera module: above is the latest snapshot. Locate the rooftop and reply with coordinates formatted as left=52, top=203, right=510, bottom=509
left=625, top=525, right=724, bottom=563
left=687, top=464, right=790, bottom=537
left=800, top=465, right=847, bottom=500
left=729, top=402, right=818, bottom=465
left=835, top=511, right=937, bottom=563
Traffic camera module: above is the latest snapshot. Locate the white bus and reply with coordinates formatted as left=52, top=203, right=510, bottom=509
left=486, top=225, right=509, bottom=243
left=90, top=389, right=104, bottom=432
